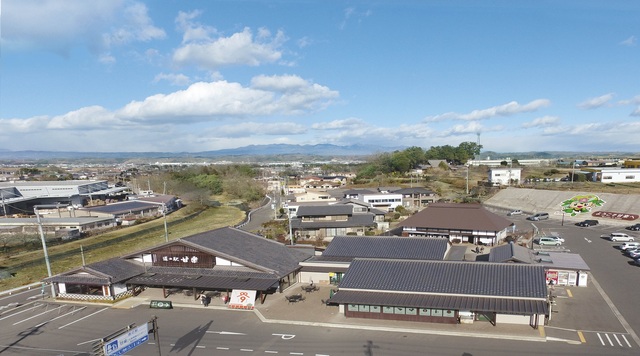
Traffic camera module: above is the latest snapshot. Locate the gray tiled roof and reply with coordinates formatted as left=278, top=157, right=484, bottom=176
left=489, top=243, right=534, bottom=263
left=45, top=258, right=145, bottom=285
left=320, top=236, right=449, bottom=261
left=535, top=252, right=591, bottom=271
left=399, top=203, right=513, bottom=231
left=290, top=214, right=376, bottom=229
left=296, top=205, right=353, bottom=216
left=340, top=258, right=547, bottom=299
left=181, top=227, right=309, bottom=277
left=126, top=271, right=279, bottom=291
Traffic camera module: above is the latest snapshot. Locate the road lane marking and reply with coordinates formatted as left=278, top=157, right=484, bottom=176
left=265, top=351, right=278, bottom=354
left=240, top=349, right=254, bottom=352
left=613, top=334, right=622, bottom=346
left=577, top=331, right=585, bottom=343
left=273, top=333, right=296, bottom=340
left=0, top=304, right=43, bottom=321
left=208, top=331, right=247, bottom=335
left=597, top=333, right=605, bottom=345
left=605, top=333, right=613, bottom=346
left=57, top=307, right=108, bottom=329
left=13, top=305, right=63, bottom=325
left=621, top=335, right=632, bottom=347
left=566, top=290, right=573, bottom=298
left=35, top=306, right=86, bottom=328
left=538, top=326, right=545, bottom=338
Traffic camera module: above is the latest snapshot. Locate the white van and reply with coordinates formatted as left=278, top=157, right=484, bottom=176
left=620, top=242, right=640, bottom=250
left=527, top=213, right=549, bottom=221
left=608, top=233, right=634, bottom=242
left=536, top=237, right=561, bottom=246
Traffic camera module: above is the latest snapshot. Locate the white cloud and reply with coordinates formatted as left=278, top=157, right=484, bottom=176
left=209, top=122, right=307, bottom=138
left=522, top=115, right=560, bottom=128
left=440, top=121, right=484, bottom=136
left=312, top=118, right=366, bottom=130
left=2, top=0, right=164, bottom=59
left=153, top=73, right=191, bottom=86
left=577, top=93, right=614, bottom=109
left=631, top=107, right=640, bottom=117
left=175, top=10, right=217, bottom=43
left=424, top=99, right=550, bottom=121
left=173, top=21, right=287, bottom=69
left=618, top=95, right=640, bottom=105
left=620, top=35, right=637, bottom=47
left=47, top=106, right=119, bottom=129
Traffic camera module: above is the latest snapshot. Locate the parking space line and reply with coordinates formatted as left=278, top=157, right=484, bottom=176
left=597, top=333, right=605, bottom=345
left=57, top=307, right=108, bottom=329
left=13, top=305, right=63, bottom=325
left=605, top=333, right=613, bottom=346
left=577, top=331, right=585, bottom=343
left=566, top=289, right=573, bottom=298
left=621, top=335, right=632, bottom=347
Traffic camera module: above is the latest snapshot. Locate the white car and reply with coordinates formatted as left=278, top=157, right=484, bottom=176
left=540, top=235, right=565, bottom=243
left=507, top=209, right=523, bottom=216
left=608, top=233, right=635, bottom=242
left=620, top=242, right=640, bottom=250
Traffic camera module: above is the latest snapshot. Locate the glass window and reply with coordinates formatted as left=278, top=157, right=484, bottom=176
left=370, top=305, right=381, bottom=313
left=419, top=308, right=431, bottom=316
left=443, top=310, right=455, bottom=318
left=406, top=307, right=417, bottom=315
left=347, top=304, right=359, bottom=312
left=431, top=309, right=443, bottom=317
left=394, top=307, right=405, bottom=314
left=358, top=305, right=370, bottom=312
left=382, top=306, right=394, bottom=314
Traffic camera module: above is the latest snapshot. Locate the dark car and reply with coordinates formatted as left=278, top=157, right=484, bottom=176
left=576, top=219, right=599, bottom=227
left=627, top=223, right=640, bottom=231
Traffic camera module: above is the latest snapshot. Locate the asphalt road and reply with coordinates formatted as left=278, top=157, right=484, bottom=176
left=0, top=302, right=637, bottom=356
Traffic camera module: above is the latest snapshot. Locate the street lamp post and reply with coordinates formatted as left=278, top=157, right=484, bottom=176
left=34, top=204, right=60, bottom=298
left=571, top=161, right=576, bottom=183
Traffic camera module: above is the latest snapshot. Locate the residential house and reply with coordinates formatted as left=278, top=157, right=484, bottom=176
left=398, top=203, right=513, bottom=245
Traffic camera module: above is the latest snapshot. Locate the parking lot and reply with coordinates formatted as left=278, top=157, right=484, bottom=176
left=505, top=212, right=640, bottom=348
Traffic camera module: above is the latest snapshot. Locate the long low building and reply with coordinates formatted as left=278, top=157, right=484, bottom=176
left=329, top=258, right=549, bottom=328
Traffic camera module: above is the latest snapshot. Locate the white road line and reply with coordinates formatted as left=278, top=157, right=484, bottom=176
left=0, top=304, right=41, bottom=321
left=265, top=351, right=278, bottom=354
left=597, top=333, right=605, bottom=345
left=37, top=306, right=86, bottom=327
left=13, top=305, right=63, bottom=325
left=196, top=345, right=205, bottom=348
left=290, top=353, right=304, bottom=355
left=216, top=347, right=230, bottom=350
left=207, top=331, right=247, bottom=335
left=621, top=334, right=632, bottom=347
left=605, top=333, right=613, bottom=346
left=0, top=289, right=39, bottom=301
left=613, top=334, right=622, bottom=346
left=57, top=307, right=109, bottom=329
left=590, top=276, right=640, bottom=347
left=77, top=338, right=102, bottom=346
left=240, top=349, right=254, bottom=352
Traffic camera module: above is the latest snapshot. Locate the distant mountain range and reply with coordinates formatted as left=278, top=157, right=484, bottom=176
left=0, top=144, right=402, bottom=163
left=0, top=144, right=635, bottom=163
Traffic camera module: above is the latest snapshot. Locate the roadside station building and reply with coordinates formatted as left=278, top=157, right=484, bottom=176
left=329, top=259, right=549, bottom=328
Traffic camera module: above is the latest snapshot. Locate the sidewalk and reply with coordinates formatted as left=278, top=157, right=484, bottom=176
left=115, top=284, right=546, bottom=342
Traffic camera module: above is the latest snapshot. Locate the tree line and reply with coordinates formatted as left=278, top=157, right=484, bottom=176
left=355, top=142, right=482, bottom=180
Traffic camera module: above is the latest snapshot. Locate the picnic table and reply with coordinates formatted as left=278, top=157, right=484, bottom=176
left=301, top=285, right=319, bottom=293
left=285, top=294, right=306, bottom=303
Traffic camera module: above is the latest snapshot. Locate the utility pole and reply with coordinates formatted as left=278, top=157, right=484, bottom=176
left=34, top=205, right=58, bottom=298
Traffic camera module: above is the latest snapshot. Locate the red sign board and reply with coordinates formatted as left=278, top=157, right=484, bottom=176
left=592, top=211, right=638, bottom=221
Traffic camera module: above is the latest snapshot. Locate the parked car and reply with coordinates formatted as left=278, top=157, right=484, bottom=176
left=620, top=242, right=640, bottom=250
left=527, top=212, right=549, bottom=221
left=627, top=223, right=640, bottom=231
left=624, top=248, right=640, bottom=256
left=535, top=237, right=561, bottom=246
left=539, top=235, right=565, bottom=243
left=608, top=232, right=635, bottom=242
left=634, top=258, right=640, bottom=267
left=627, top=249, right=640, bottom=259
left=576, top=219, right=599, bottom=227
left=507, top=209, right=523, bottom=216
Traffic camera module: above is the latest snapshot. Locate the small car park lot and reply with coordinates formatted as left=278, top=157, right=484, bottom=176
left=516, top=216, right=640, bottom=344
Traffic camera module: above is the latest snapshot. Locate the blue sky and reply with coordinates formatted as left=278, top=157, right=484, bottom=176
left=1, top=0, right=639, bottom=153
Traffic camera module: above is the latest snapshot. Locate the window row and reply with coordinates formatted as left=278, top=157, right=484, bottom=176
left=347, top=304, right=455, bottom=317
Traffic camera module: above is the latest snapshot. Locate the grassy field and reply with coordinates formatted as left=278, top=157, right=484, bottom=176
left=0, top=204, right=245, bottom=292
